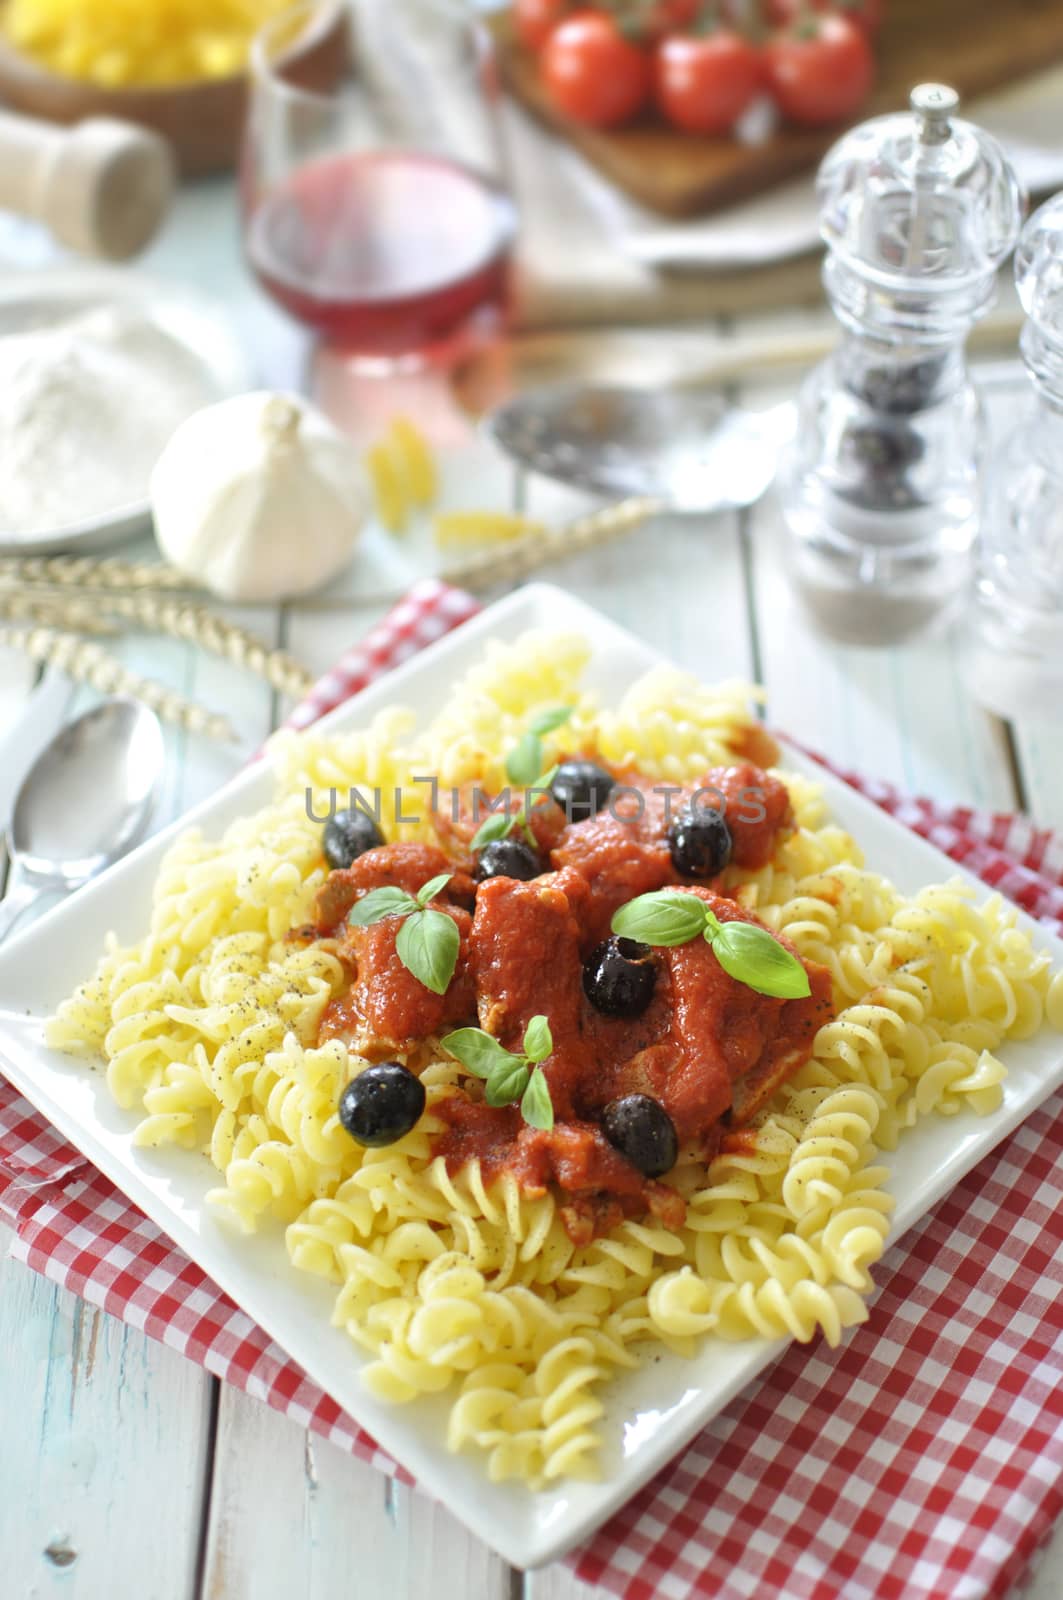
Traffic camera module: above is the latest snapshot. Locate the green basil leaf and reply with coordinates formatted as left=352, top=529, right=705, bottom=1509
left=520, top=1067, right=554, bottom=1131
left=347, top=886, right=419, bottom=927
left=441, top=1027, right=519, bottom=1079
left=395, top=908, right=459, bottom=996
left=485, top=1059, right=530, bottom=1108
left=611, top=890, right=708, bottom=948
left=469, top=811, right=515, bottom=852
left=710, top=921, right=812, bottom=999
left=522, top=1014, right=553, bottom=1065
left=528, top=763, right=558, bottom=798
left=506, top=731, right=543, bottom=788
left=529, top=706, right=573, bottom=738
left=416, top=872, right=452, bottom=907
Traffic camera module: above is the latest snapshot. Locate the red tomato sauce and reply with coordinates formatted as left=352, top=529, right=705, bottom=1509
left=309, top=762, right=833, bottom=1240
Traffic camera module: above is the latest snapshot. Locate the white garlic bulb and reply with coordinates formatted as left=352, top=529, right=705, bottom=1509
left=151, top=390, right=367, bottom=602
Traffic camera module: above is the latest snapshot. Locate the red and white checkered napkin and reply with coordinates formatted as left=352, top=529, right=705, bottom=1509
left=3, top=578, right=1063, bottom=1599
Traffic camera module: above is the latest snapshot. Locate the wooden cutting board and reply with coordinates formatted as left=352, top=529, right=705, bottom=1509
left=493, top=0, right=1063, bottom=218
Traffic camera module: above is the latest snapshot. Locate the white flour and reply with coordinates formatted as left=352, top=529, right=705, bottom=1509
left=0, top=304, right=217, bottom=539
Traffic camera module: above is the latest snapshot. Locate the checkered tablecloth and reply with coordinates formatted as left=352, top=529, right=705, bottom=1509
left=2, top=578, right=1062, bottom=1600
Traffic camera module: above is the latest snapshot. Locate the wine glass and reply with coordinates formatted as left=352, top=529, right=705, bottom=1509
left=241, top=0, right=517, bottom=371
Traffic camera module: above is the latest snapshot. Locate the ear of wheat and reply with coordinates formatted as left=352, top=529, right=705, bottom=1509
left=100, top=596, right=314, bottom=697
left=0, top=588, right=315, bottom=698
left=0, top=626, right=235, bottom=743
left=0, top=556, right=191, bottom=591
left=0, top=591, right=116, bottom=634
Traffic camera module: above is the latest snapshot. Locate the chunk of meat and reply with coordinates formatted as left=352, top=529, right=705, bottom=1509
left=731, top=722, right=781, bottom=770
left=550, top=784, right=679, bottom=948
left=431, top=1095, right=686, bottom=1243
left=433, top=784, right=568, bottom=859
left=468, top=874, right=587, bottom=1116
left=656, top=891, right=830, bottom=1140
left=729, top=958, right=833, bottom=1122
left=697, top=763, right=793, bottom=870
left=549, top=764, right=793, bottom=945
left=457, top=876, right=831, bottom=1175
left=313, top=842, right=475, bottom=935
left=318, top=904, right=475, bottom=1057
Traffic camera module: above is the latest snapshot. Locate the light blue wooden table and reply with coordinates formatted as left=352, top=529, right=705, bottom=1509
left=1, top=176, right=1061, bottom=1600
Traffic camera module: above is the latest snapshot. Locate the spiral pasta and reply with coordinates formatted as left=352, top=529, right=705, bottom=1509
left=46, top=630, right=1063, bottom=1487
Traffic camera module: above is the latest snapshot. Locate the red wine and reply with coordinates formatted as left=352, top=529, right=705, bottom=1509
left=246, top=151, right=517, bottom=356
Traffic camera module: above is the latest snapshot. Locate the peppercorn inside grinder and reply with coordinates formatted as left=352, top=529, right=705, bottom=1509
left=962, top=191, right=1063, bottom=719
left=777, top=85, right=1025, bottom=645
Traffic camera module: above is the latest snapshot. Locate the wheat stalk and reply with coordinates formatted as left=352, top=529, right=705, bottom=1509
left=0, top=625, right=235, bottom=742
left=0, top=590, right=117, bottom=634
left=0, top=555, right=193, bottom=592
left=0, top=587, right=314, bottom=695
left=439, top=495, right=661, bottom=591
left=0, top=497, right=660, bottom=614
left=100, top=595, right=315, bottom=697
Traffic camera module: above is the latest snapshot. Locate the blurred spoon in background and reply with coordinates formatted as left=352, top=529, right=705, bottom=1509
left=0, top=697, right=164, bottom=943
left=486, top=385, right=794, bottom=514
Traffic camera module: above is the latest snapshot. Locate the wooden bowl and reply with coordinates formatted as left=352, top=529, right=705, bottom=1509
left=0, top=2, right=349, bottom=176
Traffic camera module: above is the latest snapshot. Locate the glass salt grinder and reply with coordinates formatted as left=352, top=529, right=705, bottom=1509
left=777, top=84, right=1025, bottom=646
left=963, top=191, right=1063, bottom=719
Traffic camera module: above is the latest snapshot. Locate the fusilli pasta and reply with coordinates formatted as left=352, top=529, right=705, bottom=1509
left=47, top=631, right=1063, bottom=1487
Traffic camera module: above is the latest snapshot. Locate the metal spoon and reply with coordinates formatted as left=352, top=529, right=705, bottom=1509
left=0, top=697, right=164, bottom=943
left=486, top=385, right=795, bottom=513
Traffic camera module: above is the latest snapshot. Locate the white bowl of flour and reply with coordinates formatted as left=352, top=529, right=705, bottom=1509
left=0, top=268, right=250, bottom=556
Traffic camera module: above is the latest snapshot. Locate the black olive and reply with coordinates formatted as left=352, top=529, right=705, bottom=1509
left=583, top=936, right=656, bottom=1018
left=601, top=1095, right=678, bottom=1178
left=323, top=808, right=385, bottom=870
left=476, top=838, right=542, bottom=882
left=550, top=760, right=616, bottom=823
left=338, top=1062, right=425, bottom=1147
left=667, top=804, right=733, bottom=879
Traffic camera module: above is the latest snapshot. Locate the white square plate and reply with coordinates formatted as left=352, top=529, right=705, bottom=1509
left=1, top=584, right=1061, bottom=1568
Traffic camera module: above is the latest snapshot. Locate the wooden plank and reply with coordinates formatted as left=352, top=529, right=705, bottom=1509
left=492, top=2, right=1063, bottom=219
left=284, top=602, right=388, bottom=680
left=975, top=382, right=1063, bottom=835
left=1010, top=726, right=1063, bottom=832
left=0, top=648, right=36, bottom=732
left=0, top=1221, right=211, bottom=1599
left=518, top=473, right=754, bottom=684
left=201, top=1386, right=511, bottom=1600
left=0, top=654, right=45, bottom=894
left=175, top=603, right=284, bottom=808
left=1028, top=1534, right=1063, bottom=1598
left=525, top=1565, right=603, bottom=1600
left=0, top=618, right=278, bottom=1597
left=52, top=605, right=281, bottom=823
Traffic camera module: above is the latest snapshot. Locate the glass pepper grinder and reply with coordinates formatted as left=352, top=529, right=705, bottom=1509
left=777, top=84, right=1025, bottom=646
left=963, top=191, right=1063, bottom=719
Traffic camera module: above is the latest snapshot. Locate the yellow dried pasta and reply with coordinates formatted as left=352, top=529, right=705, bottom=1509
left=3, top=0, right=294, bottom=85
